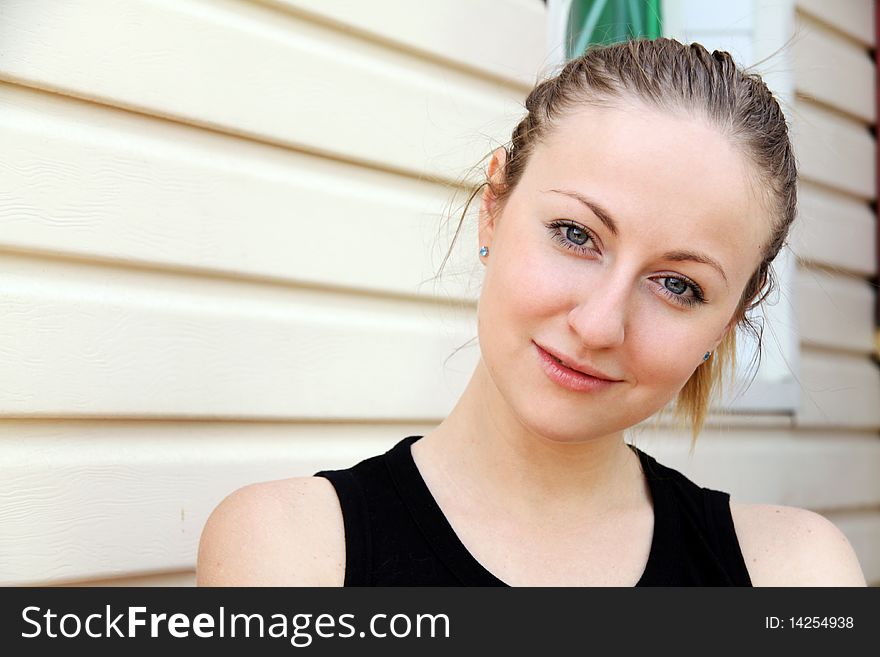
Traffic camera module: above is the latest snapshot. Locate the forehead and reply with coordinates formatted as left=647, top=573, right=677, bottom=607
left=521, top=102, right=769, bottom=276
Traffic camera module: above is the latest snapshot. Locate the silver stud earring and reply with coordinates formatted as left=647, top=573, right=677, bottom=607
left=703, top=351, right=711, bottom=361
left=479, top=246, right=489, bottom=257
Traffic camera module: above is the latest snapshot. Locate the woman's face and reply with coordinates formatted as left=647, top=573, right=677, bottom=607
left=476, top=101, right=769, bottom=442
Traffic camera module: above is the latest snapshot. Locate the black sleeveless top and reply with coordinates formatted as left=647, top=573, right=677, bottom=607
left=313, top=435, right=753, bottom=586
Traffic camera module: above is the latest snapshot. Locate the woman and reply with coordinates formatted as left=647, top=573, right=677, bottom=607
left=197, top=38, right=867, bottom=586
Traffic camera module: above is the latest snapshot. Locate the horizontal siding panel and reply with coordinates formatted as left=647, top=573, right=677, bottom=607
left=65, top=571, right=196, bottom=587
left=3, top=422, right=878, bottom=585
left=0, top=252, right=478, bottom=418
left=257, top=0, right=547, bottom=88
left=796, top=0, right=875, bottom=47
left=0, top=0, right=524, bottom=182
left=792, top=12, right=875, bottom=123
left=795, top=349, right=880, bottom=428
left=643, top=412, right=793, bottom=430
left=0, top=421, right=436, bottom=585
left=790, top=183, right=876, bottom=276
left=795, top=266, right=875, bottom=352
left=0, top=83, right=479, bottom=302
left=791, top=101, right=876, bottom=200
left=628, top=429, right=880, bottom=509
left=825, top=510, right=880, bottom=585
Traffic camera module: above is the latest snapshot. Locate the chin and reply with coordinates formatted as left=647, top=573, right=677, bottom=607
left=515, top=406, right=618, bottom=444
left=532, top=383, right=651, bottom=436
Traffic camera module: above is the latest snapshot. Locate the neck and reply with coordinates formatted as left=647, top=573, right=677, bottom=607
left=420, top=359, right=643, bottom=524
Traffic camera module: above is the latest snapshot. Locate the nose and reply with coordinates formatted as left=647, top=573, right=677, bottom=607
left=566, top=274, right=628, bottom=350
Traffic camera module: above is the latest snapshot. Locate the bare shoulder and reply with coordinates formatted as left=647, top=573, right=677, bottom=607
left=730, top=502, right=867, bottom=586
left=196, top=476, right=345, bottom=587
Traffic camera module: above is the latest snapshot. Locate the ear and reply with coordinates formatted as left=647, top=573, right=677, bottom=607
left=477, top=147, right=508, bottom=258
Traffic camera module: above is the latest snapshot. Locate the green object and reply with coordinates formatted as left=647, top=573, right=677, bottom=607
left=566, top=0, right=662, bottom=58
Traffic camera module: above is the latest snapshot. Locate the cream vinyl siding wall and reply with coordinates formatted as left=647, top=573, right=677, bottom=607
left=788, top=0, right=880, bottom=582
left=635, top=0, right=880, bottom=585
left=3, top=0, right=878, bottom=588
left=0, top=0, right=547, bottom=586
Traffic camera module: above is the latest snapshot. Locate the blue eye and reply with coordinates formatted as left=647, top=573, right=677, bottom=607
left=545, top=219, right=707, bottom=308
left=665, top=278, right=688, bottom=295
left=655, top=276, right=706, bottom=307
left=546, top=220, right=598, bottom=254
left=564, top=225, right=590, bottom=246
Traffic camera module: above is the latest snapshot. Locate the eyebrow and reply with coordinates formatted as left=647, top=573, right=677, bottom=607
left=544, top=188, right=729, bottom=288
left=546, top=188, right=622, bottom=238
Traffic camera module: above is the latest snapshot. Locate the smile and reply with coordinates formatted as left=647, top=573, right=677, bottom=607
left=533, top=342, right=620, bottom=393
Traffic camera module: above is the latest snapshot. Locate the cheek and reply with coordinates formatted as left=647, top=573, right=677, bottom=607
left=628, top=322, right=712, bottom=391
left=639, top=346, right=694, bottom=385
left=482, top=239, right=560, bottom=322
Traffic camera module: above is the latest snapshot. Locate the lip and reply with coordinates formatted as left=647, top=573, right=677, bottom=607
left=533, top=341, right=621, bottom=381
left=533, top=342, right=622, bottom=394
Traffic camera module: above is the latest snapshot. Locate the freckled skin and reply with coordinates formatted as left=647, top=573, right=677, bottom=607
left=476, top=100, right=769, bottom=442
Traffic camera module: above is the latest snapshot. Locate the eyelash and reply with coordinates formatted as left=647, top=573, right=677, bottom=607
left=545, top=219, right=707, bottom=308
